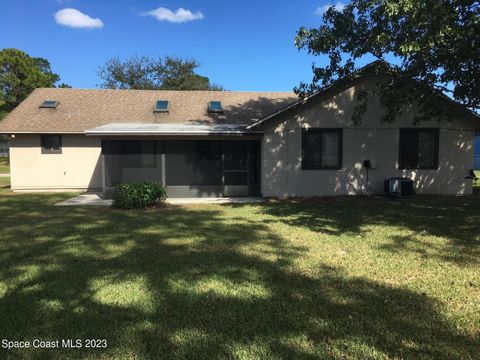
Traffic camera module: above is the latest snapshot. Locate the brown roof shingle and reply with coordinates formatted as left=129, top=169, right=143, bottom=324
left=0, top=88, right=298, bottom=133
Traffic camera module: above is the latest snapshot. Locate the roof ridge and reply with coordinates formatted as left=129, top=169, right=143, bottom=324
left=34, top=88, right=295, bottom=94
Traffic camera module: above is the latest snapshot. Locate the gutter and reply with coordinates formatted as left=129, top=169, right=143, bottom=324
left=84, top=130, right=263, bottom=136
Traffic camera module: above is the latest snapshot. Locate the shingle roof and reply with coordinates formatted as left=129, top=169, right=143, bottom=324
left=0, top=88, right=298, bottom=133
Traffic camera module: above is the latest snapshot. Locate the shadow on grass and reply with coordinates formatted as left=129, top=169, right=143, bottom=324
left=254, top=196, right=480, bottom=266
left=0, top=193, right=478, bottom=359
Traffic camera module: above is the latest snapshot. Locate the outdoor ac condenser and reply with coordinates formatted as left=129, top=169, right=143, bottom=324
left=384, top=177, right=415, bottom=197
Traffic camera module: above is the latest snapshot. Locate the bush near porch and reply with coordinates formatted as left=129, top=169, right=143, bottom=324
left=112, top=182, right=167, bottom=209
left=0, top=185, right=478, bottom=359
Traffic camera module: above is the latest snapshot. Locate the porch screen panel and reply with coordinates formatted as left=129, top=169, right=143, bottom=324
left=248, top=141, right=260, bottom=186
left=102, top=140, right=162, bottom=187
left=165, top=140, right=223, bottom=186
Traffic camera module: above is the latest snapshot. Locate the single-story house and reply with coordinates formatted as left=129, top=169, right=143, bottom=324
left=0, top=62, right=478, bottom=197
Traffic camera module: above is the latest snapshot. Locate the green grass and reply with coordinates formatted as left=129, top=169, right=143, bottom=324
left=0, top=187, right=478, bottom=359
left=475, top=170, right=480, bottom=191
left=0, top=158, right=9, bottom=174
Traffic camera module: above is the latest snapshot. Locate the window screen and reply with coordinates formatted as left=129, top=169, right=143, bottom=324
left=165, top=140, right=223, bottom=186
left=41, top=135, right=62, bottom=154
left=302, top=129, right=342, bottom=169
left=102, top=140, right=162, bottom=186
left=223, top=141, right=248, bottom=170
left=399, top=129, right=438, bottom=169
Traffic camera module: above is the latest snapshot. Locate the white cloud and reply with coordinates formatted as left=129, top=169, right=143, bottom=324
left=315, top=1, right=346, bottom=16
left=142, top=7, right=204, bottom=23
left=54, top=8, right=104, bottom=29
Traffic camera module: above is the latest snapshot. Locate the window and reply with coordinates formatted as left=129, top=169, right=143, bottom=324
left=399, top=129, right=439, bottom=169
left=41, top=135, right=62, bottom=154
left=302, top=128, right=342, bottom=170
left=39, top=100, right=59, bottom=108
left=207, top=101, right=223, bottom=113
left=154, top=100, right=169, bottom=112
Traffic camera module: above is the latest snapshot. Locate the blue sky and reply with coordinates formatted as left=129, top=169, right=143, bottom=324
left=0, top=0, right=374, bottom=91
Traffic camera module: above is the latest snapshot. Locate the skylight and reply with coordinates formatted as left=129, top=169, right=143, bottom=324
left=39, top=100, right=59, bottom=109
left=208, top=101, right=223, bottom=113
left=154, top=100, right=169, bottom=112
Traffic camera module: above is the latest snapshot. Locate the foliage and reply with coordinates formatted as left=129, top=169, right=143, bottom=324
left=98, top=55, right=223, bottom=91
left=0, top=100, right=7, bottom=120
left=474, top=170, right=480, bottom=193
left=112, top=182, right=167, bottom=209
left=465, top=169, right=478, bottom=180
left=295, top=1, right=480, bottom=123
left=0, top=48, right=65, bottom=110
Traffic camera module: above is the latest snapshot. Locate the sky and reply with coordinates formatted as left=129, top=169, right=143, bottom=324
left=0, top=0, right=374, bottom=91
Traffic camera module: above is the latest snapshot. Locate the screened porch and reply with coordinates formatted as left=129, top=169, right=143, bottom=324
left=101, top=139, right=261, bottom=198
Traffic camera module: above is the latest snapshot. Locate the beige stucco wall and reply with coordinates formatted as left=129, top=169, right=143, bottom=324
left=261, top=78, right=478, bottom=197
left=9, top=134, right=102, bottom=191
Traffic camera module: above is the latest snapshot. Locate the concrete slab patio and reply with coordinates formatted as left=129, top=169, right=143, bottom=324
left=55, top=193, right=264, bottom=206
left=55, top=193, right=112, bottom=206
left=167, top=197, right=264, bottom=205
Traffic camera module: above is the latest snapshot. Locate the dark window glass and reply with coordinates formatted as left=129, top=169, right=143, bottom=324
left=302, top=129, right=342, bottom=169
left=41, top=135, right=62, bottom=154
left=399, top=131, right=418, bottom=168
left=418, top=131, right=436, bottom=168
left=321, top=131, right=340, bottom=167
left=155, top=100, right=169, bottom=112
left=208, top=101, right=223, bottom=112
left=40, top=100, right=59, bottom=108
left=399, top=129, right=438, bottom=169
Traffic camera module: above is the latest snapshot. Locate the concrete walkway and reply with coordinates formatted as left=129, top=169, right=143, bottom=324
left=0, top=173, right=10, bottom=177
left=55, top=193, right=264, bottom=206
left=55, top=193, right=112, bottom=206
left=167, top=197, right=264, bottom=205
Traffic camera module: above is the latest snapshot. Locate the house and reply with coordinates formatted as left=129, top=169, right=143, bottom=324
left=0, top=62, right=478, bottom=197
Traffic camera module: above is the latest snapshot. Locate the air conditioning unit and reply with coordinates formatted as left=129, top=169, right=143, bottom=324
left=384, top=177, right=416, bottom=197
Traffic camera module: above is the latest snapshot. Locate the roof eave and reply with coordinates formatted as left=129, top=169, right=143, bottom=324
left=0, top=130, right=84, bottom=134
left=84, top=130, right=263, bottom=136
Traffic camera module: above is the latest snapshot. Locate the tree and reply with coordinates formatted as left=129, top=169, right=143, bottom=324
left=0, top=48, right=63, bottom=110
left=295, top=1, right=480, bottom=123
left=97, top=55, right=223, bottom=91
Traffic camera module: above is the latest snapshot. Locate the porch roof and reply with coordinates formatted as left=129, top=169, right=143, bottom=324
left=84, top=123, right=261, bottom=136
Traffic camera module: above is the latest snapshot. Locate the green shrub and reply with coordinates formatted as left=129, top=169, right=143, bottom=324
left=112, top=182, right=167, bottom=209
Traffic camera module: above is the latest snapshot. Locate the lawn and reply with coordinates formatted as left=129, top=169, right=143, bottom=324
left=0, top=158, right=9, bottom=174
left=475, top=170, right=480, bottom=192
left=0, top=186, right=478, bottom=359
